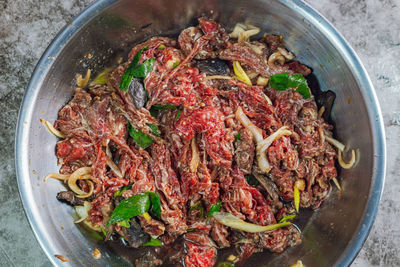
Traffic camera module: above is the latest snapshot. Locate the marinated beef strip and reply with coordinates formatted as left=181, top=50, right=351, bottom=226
left=52, top=18, right=339, bottom=266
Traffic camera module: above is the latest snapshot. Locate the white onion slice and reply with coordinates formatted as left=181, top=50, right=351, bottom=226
left=325, top=135, right=345, bottom=151
left=213, top=212, right=291, bottom=233
left=43, top=173, right=69, bottom=182
left=235, top=107, right=263, bottom=142
left=190, top=138, right=200, bottom=173
left=40, top=119, right=65, bottom=138
left=68, top=167, right=91, bottom=195
left=106, top=156, right=123, bottom=178
left=338, top=149, right=356, bottom=169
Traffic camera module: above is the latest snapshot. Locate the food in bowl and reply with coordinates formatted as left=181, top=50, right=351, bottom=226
left=43, top=17, right=356, bottom=266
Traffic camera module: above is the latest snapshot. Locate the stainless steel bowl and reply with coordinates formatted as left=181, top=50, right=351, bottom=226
left=15, top=0, right=386, bottom=266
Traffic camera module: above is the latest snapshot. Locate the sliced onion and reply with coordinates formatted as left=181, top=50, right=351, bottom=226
left=257, top=126, right=292, bottom=173
left=40, top=119, right=65, bottom=138
left=235, top=107, right=263, bottom=142
left=76, top=69, right=91, bottom=88
left=291, top=260, right=304, bottom=267
left=43, top=173, right=69, bottom=182
left=190, top=138, right=200, bottom=173
left=106, top=156, right=123, bottom=178
left=332, top=177, right=342, bottom=191
left=74, top=201, right=91, bottom=223
left=318, top=106, right=325, bottom=119
left=238, top=28, right=260, bottom=43
left=229, top=23, right=246, bottom=38
left=256, top=76, right=269, bottom=86
left=68, top=167, right=91, bottom=195
left=76, top=180, right=94, bottom=198
left=202, top=75, right=233, bottom=81
left=294, top=183, right=300, bottom=213
left=277, top=47, right=295, bottom=60
left=338, top=149, right=356, bottom=169
left=213, top=212, right=291, bottom=233
left=325, top=135, right=345, bottom=151
left=268, top=52, right=285, bottom=66
left=233, top=61, right=252, bottom=86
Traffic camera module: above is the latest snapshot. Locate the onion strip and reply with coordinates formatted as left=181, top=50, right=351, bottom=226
left=325, top=135, right=345, bottom=151
left=190, top=138, right=200, bottom=173
left=43, top=173, right=69, bottom=182
left=40, top=119, right=65, bottom=138
left=76, top=69, right=91, bottom=88
left=235, top=107, right=291, bottom=173
left=332, top=177, right=342, bottom=191
left=76, top=180, right=94, bottom=198
left=338, top=148, right=356, bottom=169
left=213, top=212, right=291, bottom=233
left=233, top=61, right=252, bottom=86
left=68, top=167, right=91, bottom=195
left=294, top=183, right=300, bottom=213
left=106, top=157, right=123, bottom=178
left=235, top=107, right=263, bottom=142
left=257, top=126, right=292, bottom=173
left=202, top=75, right=233, bottom=81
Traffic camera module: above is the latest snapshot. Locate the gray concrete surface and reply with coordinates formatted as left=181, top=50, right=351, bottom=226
left=0, top=0, right=399, bottom=266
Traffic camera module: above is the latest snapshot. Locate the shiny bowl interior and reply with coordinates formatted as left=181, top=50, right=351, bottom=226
left=15, top=0, right=386, bottom=266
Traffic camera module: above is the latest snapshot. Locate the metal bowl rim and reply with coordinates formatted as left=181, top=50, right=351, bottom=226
left=15, top=0, right=386, bottom=266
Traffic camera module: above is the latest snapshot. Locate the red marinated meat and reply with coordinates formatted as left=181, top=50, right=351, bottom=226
left=50, top=18, right=342, bottom=266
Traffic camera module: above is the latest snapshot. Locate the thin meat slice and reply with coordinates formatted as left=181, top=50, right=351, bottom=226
left=184, top=231, right=217, bottom=267
left=219, top=42, right=269, bottom=76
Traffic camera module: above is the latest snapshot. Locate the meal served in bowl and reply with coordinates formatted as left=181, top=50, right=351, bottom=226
left=42, top=17, right=356, bottom=266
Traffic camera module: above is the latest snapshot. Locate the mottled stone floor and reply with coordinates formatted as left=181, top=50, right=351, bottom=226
left=0, top=0, right=399, bottom=266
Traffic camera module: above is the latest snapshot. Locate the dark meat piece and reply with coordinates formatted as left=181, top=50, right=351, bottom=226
left=120, top=218, right=150, bottom=248
left=128, top=78, right=146, bottom=109
left=56, top=191, right=84, bottom=206
left=234, top=128, right=254, bottom=174
left=195, top=59, right=230, bottom=75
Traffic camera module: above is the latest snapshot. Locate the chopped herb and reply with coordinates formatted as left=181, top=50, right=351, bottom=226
left=147, top=192, right=161, bottom=220
left=186, top=228, right=195, bottom=232
left=207, top=201, right=221, bottom=217
left=279, top=214, right=296, bottom=223
left=217, top=262, right=234, bottom=267
left=141, top=238, right=162, bottom=247
left=176, top=109, right=181, bottom=119
left=128, top=124, right=154, bottom=149
left=113, top=185, right=132, bottom=198
left=158, top=44, right=166, bottom=50
left=100, top=226, right=107, bottom=237
left=269, top=72, right=310, bottom=98
left=131, top=58, right=155, bottom=78
left=107, top=193, right=150, bottom=225
left=118, top=219, right=131, bottom=228
left=120, top=47, right=146, bottom=91
left=90, top=68, right=112, bottom=86
left=147, top=123, right=160, bottom=137
left=149, top=104, right=182, bottom=119
left=234, top=131, right=241, bottom=141
left=152, top=104, right=178, bottom=110
left=189, top=201, right=204, bottom=218
left=245, top=174, right=259, bottom=186
left=172, top=61, right=179, bottom=69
